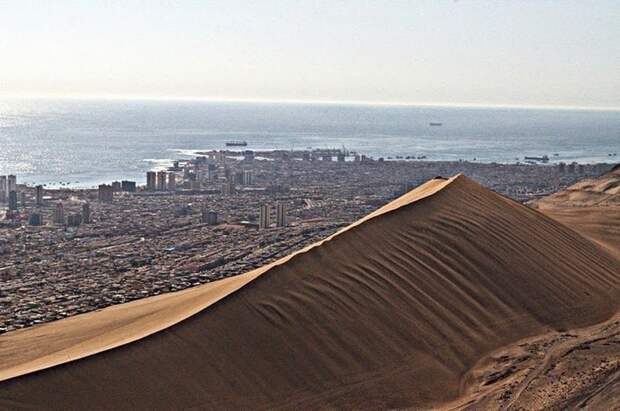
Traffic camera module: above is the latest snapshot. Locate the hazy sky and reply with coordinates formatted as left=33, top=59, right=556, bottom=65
left=1, top=1, right=618, bottom=108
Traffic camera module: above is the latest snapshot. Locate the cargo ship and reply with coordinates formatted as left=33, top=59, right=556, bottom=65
left=524, top=155, right=550, bottom=163
left=225, top=141, right=248, bottom=147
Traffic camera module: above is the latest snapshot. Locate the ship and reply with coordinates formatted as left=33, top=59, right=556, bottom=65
left=524, top=155, right=550, bottom=163
left=225, top=141, right=248, bottom=147
left=429, top=122, right=442, bottom=126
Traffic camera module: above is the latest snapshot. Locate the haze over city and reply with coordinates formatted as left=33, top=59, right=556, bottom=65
left=1, top=0, right=619, bottom=109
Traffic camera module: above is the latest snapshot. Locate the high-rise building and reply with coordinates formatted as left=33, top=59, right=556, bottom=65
left=35, top=185, right=44, bottom=206
left=28, top=213, right=42, bottom=226
left=234, top=171, right=244, bottom=185
left=111, top=181, right=122, bottom=192
left=7, top=175, right=16, bottom=193
left=82, top=203, right=91, bottom=224
left=0, top=176, right=6, bottom=203
left=204, top=168, right=213, bottom=182
left=98, top=184, right=114, bottom=203
left=276, top=203, right=287, bottom=227
left=259, top=204, right=270, bottom=229
left=337, top=153, right=346, bottom=162
left=268, top=183, right=287, bottom=194
left=167, top=173, right=176, bottom=191
left=121, top=180, right=137, bottom=192
left=207, top=210, right=218, bottom=225
left=8, top=191, right=18, bottom=211
left=200, top=205, right=208, bottom=223
left=243, top=170, right=253, bottom=186
left=146, top=171, right=157, bottom=191
left=207, top=164, right=217, bottom=181
left=157, top=171, right=167, bottom=191
left=54, top=202, right=65, bottom=225
left=222, top=180, right=235, bottom=195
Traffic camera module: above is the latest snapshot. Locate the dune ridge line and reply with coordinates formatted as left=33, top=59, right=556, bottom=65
left=0, top=175, right=456, bottom=382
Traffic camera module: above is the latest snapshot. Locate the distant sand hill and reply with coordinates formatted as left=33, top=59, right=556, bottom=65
left=532, top=164, right=620, bottom=259
left=1, top=174, right=619, bottom=410
left=535, top=164, right=620, bottom=208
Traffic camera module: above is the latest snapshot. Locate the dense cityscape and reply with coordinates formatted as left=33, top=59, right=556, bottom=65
left=0, top=149, right=613, bottom=333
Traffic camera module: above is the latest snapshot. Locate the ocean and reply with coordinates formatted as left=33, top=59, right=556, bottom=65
left=0, top=98, right=618, bottom=188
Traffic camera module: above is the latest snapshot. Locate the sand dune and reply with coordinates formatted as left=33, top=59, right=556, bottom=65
left=532, top=165, right=620, bottom=259
left=534, top=165, right=620, bottom=209
left=447, top=168, right=620, bottom=409
left=1, top=174, right=619, bottom=410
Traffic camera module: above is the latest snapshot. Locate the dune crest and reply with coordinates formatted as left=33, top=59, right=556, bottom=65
left=1, top=174, right=619, bottom=410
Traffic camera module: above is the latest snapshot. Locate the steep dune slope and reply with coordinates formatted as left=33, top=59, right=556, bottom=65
left=1, top=175, right=619, bottom=410
left=452, top=169, right=620, bottom=410
left=0, top=176, right=453, bottom=383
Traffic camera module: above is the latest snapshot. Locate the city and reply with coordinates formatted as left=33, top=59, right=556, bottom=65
left=0, top=149, right=612, bottom=333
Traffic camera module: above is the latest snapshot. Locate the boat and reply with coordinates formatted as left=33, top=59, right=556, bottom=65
left=429, top=122, right=442, bottom=126
left=225, top=141, right=248, bottom=147
left=524, top=155, right=550, bottom=163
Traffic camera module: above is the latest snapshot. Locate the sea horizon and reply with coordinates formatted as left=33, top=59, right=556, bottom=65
left=2, top=94, right=620, bottom=112
left=1, top=97, right=618, bottom=188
